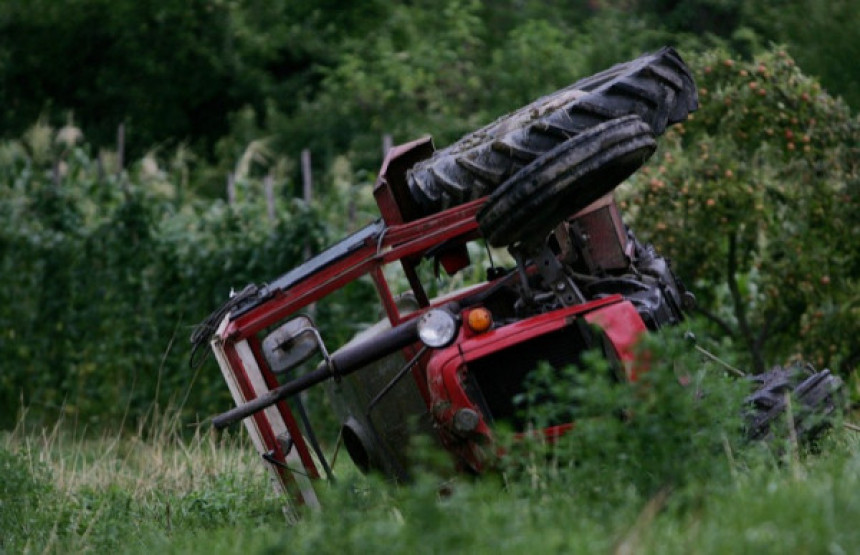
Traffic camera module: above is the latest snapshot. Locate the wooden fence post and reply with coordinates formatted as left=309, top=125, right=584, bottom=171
left=300, top=149, right=316, bottom=321
left=226, top=172, right=236, bottom=205
left=301, top=148, right=313, bottom=204
left=301, top=149, right=313, bottom=262
left=264, top=174, right=276, bottom=222
left=116, top=123, right=125, bottom=175
left=382, top=134, right=393, bottom=157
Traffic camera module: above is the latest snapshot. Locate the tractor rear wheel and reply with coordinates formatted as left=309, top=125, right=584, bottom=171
left=405, top=46, right=697, bottom=216
left=476, top=115, right=656, bottom=247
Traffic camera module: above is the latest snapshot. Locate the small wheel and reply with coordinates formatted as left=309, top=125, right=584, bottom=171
left=745, top=364, right=843, bottom=443
left=476, top=115, right=656, bottom=247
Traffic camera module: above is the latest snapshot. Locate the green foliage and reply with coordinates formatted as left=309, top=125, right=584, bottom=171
left=0, top=0, right=246, bottom=156
left=646, top=440, right=860, bottom=553
left=1, top=0, right=858, bottom=172
left=0, top=0, right=855, bottom=469
left=0, top=339, right=857, bottom=554
left=621, top=46, right=860, bottom=374
left=741, top=0, right=860, bottom=110
left=267, top=466, right=642, bottom=554
left=0, top=0, right=395, bottom=160
left=635, top=0, right=745, bottom=38
left=0, top=122, right=336, bottom=427
left=263, top=2, right=678, bottom=175
left=506, top=326, right=748, bottom=504
left=5, top=426, right=860, bottom=553
left=0, top=420, right=286, bottom=554
left=0, top=447, right=55, bottom=546
left=267, top=0, right=491, bottom=171
left=0, top=4, right=858, bottom=552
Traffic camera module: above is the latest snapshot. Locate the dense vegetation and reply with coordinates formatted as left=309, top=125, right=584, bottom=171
left=2, top=332, right=858, bottom=553
left=623, top=47, right=859, bottom=375
left=1, top=0, right=858, bottom=551
left=2, top=1, right=859, bottom=167
left=1, top=0, right=856, bottom=428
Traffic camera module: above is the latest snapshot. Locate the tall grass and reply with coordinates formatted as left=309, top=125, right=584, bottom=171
left=0, top=405, right=286, bottom=553
left=2, top=329, right=858, bottom=553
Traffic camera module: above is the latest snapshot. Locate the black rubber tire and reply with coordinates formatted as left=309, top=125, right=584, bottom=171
left=476, top=115, right=656, bottom=247
left=745, top=364, right=843, bottom=443
left=405, top=46, right=697, bottom=215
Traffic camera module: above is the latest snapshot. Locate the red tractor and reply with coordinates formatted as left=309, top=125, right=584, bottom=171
left=193, top=48, right=841, bottom=515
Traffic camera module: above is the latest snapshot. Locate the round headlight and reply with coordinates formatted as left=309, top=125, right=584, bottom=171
left=417, top=309, right=458, bottom=348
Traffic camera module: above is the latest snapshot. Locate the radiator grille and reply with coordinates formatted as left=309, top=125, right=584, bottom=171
left=464, top=326, right=590, bottom=429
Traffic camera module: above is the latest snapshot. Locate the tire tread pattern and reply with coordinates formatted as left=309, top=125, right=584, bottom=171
left=476, top=115, right=657, bottom=246
left=405, top=47, right=698, bottom=215
left=745, top=364, right=842, bottom=443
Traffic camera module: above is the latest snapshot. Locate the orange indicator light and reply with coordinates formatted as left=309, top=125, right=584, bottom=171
left=467, top=308, right=493, bottom=333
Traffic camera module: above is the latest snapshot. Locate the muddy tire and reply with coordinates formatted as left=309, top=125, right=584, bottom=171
left=745, top=364, right=842, bottom=443
left=476, top=115, right=656, bottom=247
left=405, top=46, right=697, bottom=216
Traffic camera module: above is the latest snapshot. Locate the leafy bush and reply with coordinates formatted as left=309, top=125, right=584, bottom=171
left=621, top=46, right=860, bottom=374
left=0, top=123, right=333, bottom=427
left=0, top=447, right=56, bottom=548
left=505, top=326, right=749, bottom=506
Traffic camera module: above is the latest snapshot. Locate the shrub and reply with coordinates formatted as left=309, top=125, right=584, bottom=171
left=505, top=326, right=749, bottom=505
left=621, top=46, right=860, bottom=374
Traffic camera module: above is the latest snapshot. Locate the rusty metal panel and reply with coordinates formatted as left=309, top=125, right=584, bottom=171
left=374, top=136, right=435, bottom=224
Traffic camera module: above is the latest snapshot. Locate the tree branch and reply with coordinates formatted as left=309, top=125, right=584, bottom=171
left=727, top=234, right=765, bottom=373
left=692, top=305, right=736, bottom=339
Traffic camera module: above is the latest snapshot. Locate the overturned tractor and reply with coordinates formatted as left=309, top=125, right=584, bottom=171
left=192, top=47, right=841, bottom=515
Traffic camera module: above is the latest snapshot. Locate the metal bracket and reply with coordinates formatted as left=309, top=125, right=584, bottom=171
left=531, top=243, right=586, bottom=307
left=508, top=238, right=586, bottom=309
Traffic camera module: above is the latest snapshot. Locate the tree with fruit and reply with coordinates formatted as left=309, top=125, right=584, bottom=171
left=622, top=47, right=859, bottom=374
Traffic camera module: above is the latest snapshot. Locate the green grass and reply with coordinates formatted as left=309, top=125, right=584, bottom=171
left=3, top=334, right=858, bottom=554
left=0, top=408, right=286, bottom=554
left=4, top=426, right=859, bottom=554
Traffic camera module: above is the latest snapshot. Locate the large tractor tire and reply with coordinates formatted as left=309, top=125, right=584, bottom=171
left=745, top=364, right=843, bottom=444
left=475, top=115, right=655, bottom=247
left=405, top=46, right=697, bottom=216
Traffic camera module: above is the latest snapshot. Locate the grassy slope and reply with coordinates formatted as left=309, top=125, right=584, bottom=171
left=3, top=403, right=860, bottom=553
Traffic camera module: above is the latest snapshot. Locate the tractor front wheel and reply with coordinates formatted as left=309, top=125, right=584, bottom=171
left=745, top=364, right=843, bottom=444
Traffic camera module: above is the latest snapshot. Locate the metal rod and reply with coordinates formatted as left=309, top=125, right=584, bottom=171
left=212, top=316, right=425, bottom=429
left=694, top=345, right=747, bottom=378
left=294, top=394, right=335, bottom=481
left=367, top=346, right=428, bottom=416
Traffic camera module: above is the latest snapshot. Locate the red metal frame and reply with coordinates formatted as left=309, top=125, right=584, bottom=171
left=210, top=125, right=659, bottom=506
left=212, top=197, right=486, bottom=508
left=224, top=199, right=483, bottom=341
left=424, top=296, right=645, bottom=471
